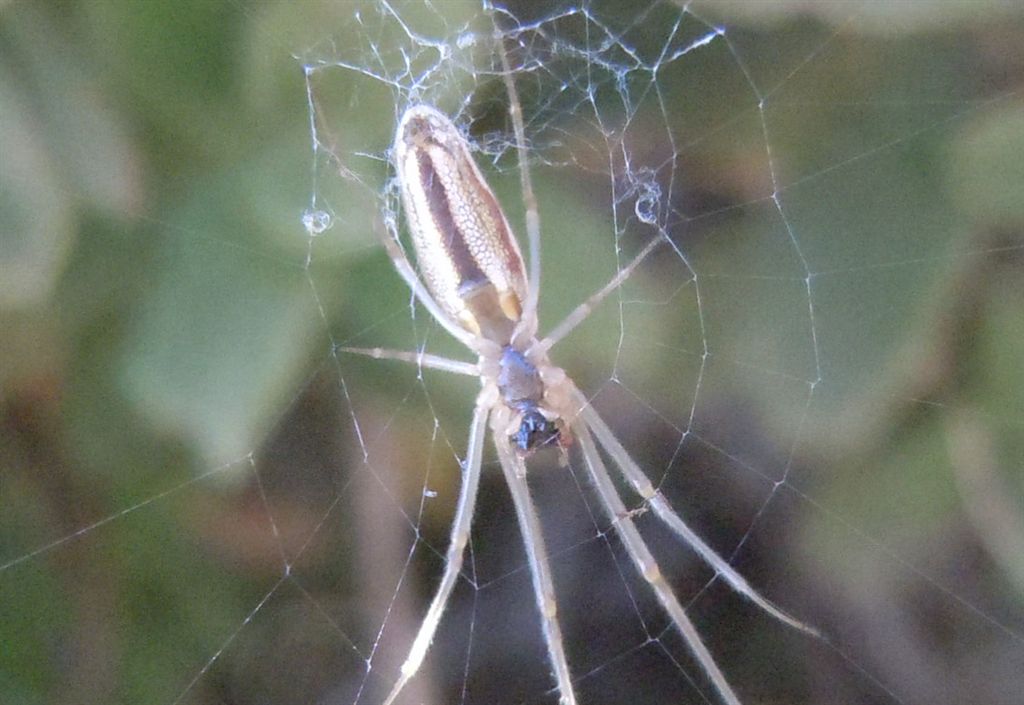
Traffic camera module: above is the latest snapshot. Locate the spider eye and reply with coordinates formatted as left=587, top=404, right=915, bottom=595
left=513, top=410, right=560, bottom=453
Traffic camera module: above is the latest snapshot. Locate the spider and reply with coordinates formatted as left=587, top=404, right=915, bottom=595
left=342, top=64, right=815, bottom=705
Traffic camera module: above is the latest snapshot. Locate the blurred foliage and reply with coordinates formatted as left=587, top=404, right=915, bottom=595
left=1, top=2, right=1022, bottom=705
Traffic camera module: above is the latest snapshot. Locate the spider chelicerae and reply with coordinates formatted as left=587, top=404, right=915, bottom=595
left=342, top=63, right=815, bottom=705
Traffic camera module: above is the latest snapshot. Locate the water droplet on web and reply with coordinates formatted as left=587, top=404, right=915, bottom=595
left=302, top=209, right=332, bottom=236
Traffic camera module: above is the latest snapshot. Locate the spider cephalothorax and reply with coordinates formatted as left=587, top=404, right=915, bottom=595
left=496, top=346, right=563, bottom=452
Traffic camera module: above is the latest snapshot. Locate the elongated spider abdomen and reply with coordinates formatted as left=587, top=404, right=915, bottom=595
left=394, top=105, right=528, bottom=344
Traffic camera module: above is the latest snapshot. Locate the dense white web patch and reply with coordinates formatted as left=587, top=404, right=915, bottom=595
left=3, top=2, right=1023, bottom=705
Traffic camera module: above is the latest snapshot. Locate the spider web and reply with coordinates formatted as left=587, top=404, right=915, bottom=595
left=3, top=2, right=1023, bottom=705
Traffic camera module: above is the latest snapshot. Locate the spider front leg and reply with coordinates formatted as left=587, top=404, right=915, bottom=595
left=572, top=416, right=743, bottom=705
left=494, top=429, right=578, bottom=705
left=382, top=399, right=490, bottom=705
left=574, top=391, right=817, bottom=637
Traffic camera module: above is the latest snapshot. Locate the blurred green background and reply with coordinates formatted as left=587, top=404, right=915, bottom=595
left=1, top=1, right=1023, bottom=704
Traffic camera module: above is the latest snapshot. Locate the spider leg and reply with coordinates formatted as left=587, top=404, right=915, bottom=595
left=377, top=217, right=479, bottom=350
left=338, top=346, right=478, bottom=376
left=531, top=234, right=666, bottom=355
left=382, top=402, right=490, bottom=705
left=497, top=35, right=541, bottom=339
left=573, top=418, right=742, bottom=705
left=575, top=393, right=817, bottom=636
left=495, top=436, right=578, bottom=705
